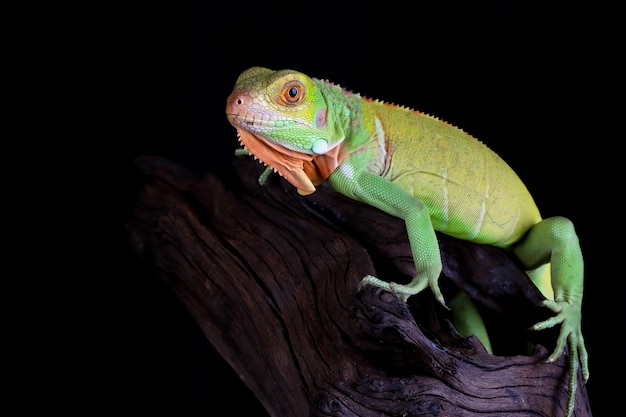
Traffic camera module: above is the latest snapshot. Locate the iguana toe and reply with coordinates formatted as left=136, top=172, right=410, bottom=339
left=531, top=298, right=587, bottom=417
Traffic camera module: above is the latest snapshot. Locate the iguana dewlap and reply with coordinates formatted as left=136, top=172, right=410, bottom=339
left=225, top=66, right=589, bottom=417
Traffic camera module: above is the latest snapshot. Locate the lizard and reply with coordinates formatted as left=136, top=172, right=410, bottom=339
left=225, top=66, right=589, bottom=416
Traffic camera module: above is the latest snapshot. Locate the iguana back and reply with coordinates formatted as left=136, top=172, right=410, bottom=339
left=357, top=98, right=541, bottom=247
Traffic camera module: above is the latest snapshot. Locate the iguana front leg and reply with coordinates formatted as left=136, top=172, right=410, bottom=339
left=329, top=168, right=447, bottom=307
left=512, top=216, right=589, bottom=417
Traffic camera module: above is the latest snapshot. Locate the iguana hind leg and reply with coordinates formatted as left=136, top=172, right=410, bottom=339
left=448, top=290, right=493, bottom=354
left=512, top=216, right=589, bottom=417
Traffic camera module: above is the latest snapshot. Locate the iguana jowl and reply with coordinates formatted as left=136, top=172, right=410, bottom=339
left=225, top=66, right=589, bottom=416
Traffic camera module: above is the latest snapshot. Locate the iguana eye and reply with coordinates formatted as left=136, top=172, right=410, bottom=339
left=280, top=81, right=305, bottom=105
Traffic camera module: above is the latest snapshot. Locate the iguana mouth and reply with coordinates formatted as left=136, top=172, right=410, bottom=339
left=229, top=111, right=303, bottom=130
left=239, top=117, right=295, bottom=129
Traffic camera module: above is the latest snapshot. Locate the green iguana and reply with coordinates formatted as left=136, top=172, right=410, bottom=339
left=225, top=66, right=589, bottom=416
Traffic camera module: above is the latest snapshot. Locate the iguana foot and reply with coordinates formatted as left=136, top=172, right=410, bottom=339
left=531, top=298, right=589, bottom=417
left=234, top=148, right=251, bottom=157
left=235, top=148, right=274, bottom=185
left=358, top=274, right=447, bottom=308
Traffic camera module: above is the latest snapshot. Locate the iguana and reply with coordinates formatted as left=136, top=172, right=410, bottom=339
left=225, top=66, right=589, bottom=416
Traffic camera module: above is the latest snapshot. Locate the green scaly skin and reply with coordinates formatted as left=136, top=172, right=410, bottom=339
left=226, top=67, right=589, bottom=416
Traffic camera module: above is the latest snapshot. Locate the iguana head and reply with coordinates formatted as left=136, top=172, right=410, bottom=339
left=226, top=67, right=347, bottom=195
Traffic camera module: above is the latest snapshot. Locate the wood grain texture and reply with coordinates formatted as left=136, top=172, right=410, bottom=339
left=128, top=155, right=591, bottom=417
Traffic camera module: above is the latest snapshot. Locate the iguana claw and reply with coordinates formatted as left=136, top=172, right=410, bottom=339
left=359, top=274, right=448, bottom=308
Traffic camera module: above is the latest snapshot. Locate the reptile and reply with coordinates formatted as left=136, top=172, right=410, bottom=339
left=225, top=66, right=589, bottom=416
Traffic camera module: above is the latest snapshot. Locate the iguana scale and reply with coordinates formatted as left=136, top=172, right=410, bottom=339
left=225, top=66, right=589, bottom=416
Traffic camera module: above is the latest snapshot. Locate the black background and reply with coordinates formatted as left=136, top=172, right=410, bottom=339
left=95, top=1, right=619, bottom=415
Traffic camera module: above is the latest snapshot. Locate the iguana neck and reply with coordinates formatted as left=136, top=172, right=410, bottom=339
left=303, top=144, right=347, bottom=187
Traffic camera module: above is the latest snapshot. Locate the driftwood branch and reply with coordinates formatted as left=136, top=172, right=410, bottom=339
left=128, top=155, right=591, bottom=417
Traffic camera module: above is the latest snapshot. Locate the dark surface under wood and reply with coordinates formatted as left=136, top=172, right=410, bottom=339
left=128, top=155, right=591, bottom=417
